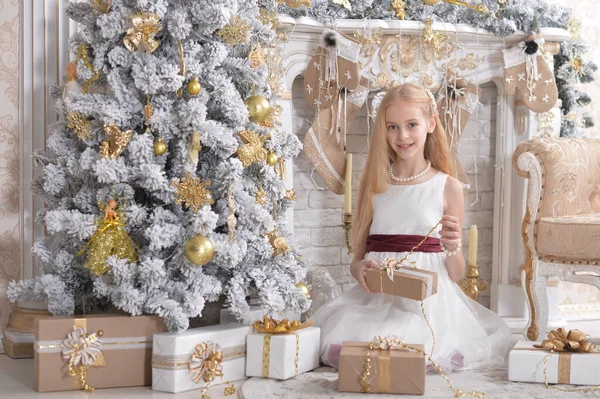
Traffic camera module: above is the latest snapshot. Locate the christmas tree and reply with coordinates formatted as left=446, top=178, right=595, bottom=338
left=8, top=0, right=310, bottom=332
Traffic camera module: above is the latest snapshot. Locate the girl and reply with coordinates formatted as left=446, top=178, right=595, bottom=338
left=311, top=83, right=511, bottom=372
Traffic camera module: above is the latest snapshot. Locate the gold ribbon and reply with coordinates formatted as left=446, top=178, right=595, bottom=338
left=377, top=351, right=391, bottom=393
left=252, top=315, right=314, bottom=334
left=260, top=333, right=300, bottom=378
left=123, top=12, right=162, bottom=54
left=60, top=319, right=106, bottom=392
left=189, top=342, right=224, bottom=384
left=534, top=328, right=598, bottom=354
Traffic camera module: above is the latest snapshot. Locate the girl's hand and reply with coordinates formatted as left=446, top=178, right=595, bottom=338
left=350, top=259, right=379, bottom=292
left=439, top=214, right=462, bottom=251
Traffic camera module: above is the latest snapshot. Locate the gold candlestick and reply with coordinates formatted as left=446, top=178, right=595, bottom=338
left=459, top=264, right=488, bottom=302
left=342, top=212, right=353, bottom=254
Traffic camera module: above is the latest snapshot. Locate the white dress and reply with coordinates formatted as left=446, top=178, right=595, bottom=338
left=311, top=172, right=512, bottom=371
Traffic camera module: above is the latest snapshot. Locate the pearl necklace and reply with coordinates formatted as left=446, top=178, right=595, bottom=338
left=389, top=160, right=432, bottom=182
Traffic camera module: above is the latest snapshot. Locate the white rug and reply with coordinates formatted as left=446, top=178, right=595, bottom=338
left=241, top=367, right=594, bottom=398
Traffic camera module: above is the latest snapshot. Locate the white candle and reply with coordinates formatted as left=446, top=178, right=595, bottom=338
left=468, top=224, right=478, bottom=265
left=344, top=154, right=352, bottom=214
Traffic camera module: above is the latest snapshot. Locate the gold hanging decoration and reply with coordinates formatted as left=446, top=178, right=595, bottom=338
left=248, top=44, right=268, bottom=69
left=569, top=56, right=585, bottom=76
left=259, top=103, right=283, bottom=128
left=256, top=187, right=267, bottom=206
left=173, top=173, right=214, bottom=213
left=99, top=123, right=133, bottom=158
left=66, top=112, right=92, bottom=141
left=236, top=130, right=270, bottom=167
left=391, top=0, right=406, bottom=19
left=227, top=185, right=237, bottom=240
left=283, top=0, right=312, bottom=8
left=285, top=189, right=296, bottom=201
left=91, top=0, right=112, bottom=13
left=422, top=0, right=488, bottom=13
left=265, top=227, right=290, bottom=257
left=423, top=17, right=449, bottom=52
left=76, top=44, right=101, bottom=93
left=258, top=9, right=280, bottom=30
left=567, top=17, right=582, bottom=41
left=217, top=15, right=251, bottom=46
left=76, top=199, right=137, bottom=276
left=144, top=96, right=153, bottom=132
left=275, top=158, right=286, bottom=180
left=123, top=12, right=162, bottom=54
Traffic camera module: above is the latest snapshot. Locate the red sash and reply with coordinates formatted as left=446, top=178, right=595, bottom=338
left=366, top=234, right=442, bottom=253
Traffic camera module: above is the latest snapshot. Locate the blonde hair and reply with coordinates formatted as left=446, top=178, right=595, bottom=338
left=353, top=83, right=455, bottom=251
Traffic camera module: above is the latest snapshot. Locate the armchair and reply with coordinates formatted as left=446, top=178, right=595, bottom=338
left=513, top=137, right=600, bottom=341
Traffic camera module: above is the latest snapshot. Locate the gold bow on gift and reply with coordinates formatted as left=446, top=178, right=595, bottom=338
left=534, top=328, right=599, bottom=353
left=252, top=316, right=314, bottom=334
left=189, top=342, right=224, bottom=383
left=123, top=12, right=162, bottom=54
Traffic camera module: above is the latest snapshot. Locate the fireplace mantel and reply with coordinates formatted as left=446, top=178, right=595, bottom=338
left=274, top=16, right=570, bottom=325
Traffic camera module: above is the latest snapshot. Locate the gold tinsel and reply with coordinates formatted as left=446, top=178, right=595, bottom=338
left=173, top=173, right=214, bottom=213
left=236, top=130, right=270, bottom=167
left=189, top=132, right=203, bottom=168
left=99, top=123, right=133, bottom=158
left=77, top=200, right=137, bottom=276
left=258, top=9, right=280, bottom=29
left=391, top=0, right=406, bottom=19
left=259, top=103, right=283, bottom=128
left=91, top=0, right=112, bottom=13
left=144, top=96, right=153, bottom=132
left=217, top=16, right=251, bottom=46
left=227, top=185, right=237, bottom=240
left=275, top=158, right=286, bottom=180
left=248, top=44, right=268, bottom=69
left=570, top=56, right=585, bottom=76
left=66, top=112, right=92, bottom=141
left=256, top=187, right=267, bottom=206
left=123, top=12, right=162, bottom=54
left=76, top=44, right=101, bottom=93
left=265, top=227, right=290, bottom=257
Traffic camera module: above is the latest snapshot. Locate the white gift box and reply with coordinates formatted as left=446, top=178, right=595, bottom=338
left=220, top=306, right=301, bottom=325
left=508, top=341, right=600, bottom=385
left=152, top=323, right=251, bottom=393
left=246, top=326, right=320, bottom=380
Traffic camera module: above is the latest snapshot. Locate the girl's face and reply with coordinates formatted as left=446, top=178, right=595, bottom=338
left=385, top=100, right=435, bottom=162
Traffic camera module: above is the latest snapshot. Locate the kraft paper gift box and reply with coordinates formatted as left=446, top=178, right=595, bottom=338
left=34, top=314, right=167, bottom=392
left=246, top=322, right=320, bottom=380
left=509, top=341, right=600, bottom=385
left=366, top=266, right=438, bottom=301
left=220, top=305, right=301, bottom=325
left=338, top=341, right=426, bottom=394
left=152, top=323, right=251, bottom=393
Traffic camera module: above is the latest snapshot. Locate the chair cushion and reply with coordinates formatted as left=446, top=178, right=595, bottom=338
left=537, top=213, right=600, bottom=260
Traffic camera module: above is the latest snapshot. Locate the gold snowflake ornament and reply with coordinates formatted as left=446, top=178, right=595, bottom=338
left=173, top=173, right=214, bottom=213
left=217, top=15, right=251, bottom=46
left=258, top=9, right=280, bottom=30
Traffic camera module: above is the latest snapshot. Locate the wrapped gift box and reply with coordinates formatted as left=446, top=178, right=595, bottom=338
left=152, top=323, right=251, bottom=393
left=366, top=266, right=438, bottom=301
left=246, top=326, right=320, bottom=380
left=34, top=314, right=167, bottom=392
left=3, top=329, right=34, bottom=359
left=220, top=305, right=301, bottom=325
left=338, top=341, right=426, bottom=394
left=509, top=341, right=600, bottom=385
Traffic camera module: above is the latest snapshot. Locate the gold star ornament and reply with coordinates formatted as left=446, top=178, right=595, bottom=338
left=173, top=173, right=214, bottom=213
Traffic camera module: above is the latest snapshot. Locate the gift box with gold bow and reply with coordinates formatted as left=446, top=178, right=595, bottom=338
left=245, top=316, right=320, bottom=380
left=152, top=323, right=251, bottom=393
left=338, top=339, right=426, bottom=394
left=509, top=328, right=600, bottom=385
left=34, top=314, right=167, bottom=392
left=220, top=305, right=301, bottom=325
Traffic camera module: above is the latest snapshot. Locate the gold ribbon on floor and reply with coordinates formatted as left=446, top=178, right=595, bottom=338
left=189, top=342, right=224, bottom=383
left=533, top=328, right=600, bottom=393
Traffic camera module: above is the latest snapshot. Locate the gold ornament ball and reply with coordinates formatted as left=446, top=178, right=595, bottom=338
left=153, top=137, right=167, bottom=156
left=187, top=76, right=202, bottom=96
left=266, top=150, right=278, bottom=166
left=184, top=235, right=215, bottom=266
left=245, top=95, right=271, bottom=123
left=422, top=0, right=441, bottom=4
left=295, top=282, right=311, bottom=299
